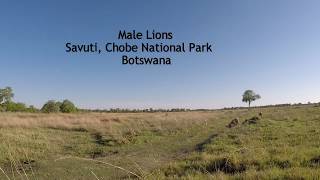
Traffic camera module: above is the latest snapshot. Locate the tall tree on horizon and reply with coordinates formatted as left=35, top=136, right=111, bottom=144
left=0, top=87, right=14, bottom=104
left=242, top=90, right=261, bottom=108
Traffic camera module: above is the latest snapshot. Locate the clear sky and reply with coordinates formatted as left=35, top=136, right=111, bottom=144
left=1, top=0, right=320, bottom=109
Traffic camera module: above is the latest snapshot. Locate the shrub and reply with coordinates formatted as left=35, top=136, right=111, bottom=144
left=60, top=99, right=77, bottom=113
left=4, top=102, right=27, bottom=112
left=26, top=105, right=39, bottom=113
left=41, top=100, right=60, bottom=113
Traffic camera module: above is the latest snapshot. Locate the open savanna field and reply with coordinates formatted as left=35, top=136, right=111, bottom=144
left=1, top=105, right=320, bottom=179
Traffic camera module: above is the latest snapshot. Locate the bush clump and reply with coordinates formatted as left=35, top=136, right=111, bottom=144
left=5, top=102, right=27, bottom=112
left=60, top=99, right=77, bottom=113
left=41, top=100, right=61, bottom=113
left=41, top=99, right=77, bottom=113
left=0, top=102, right=38, bottom=112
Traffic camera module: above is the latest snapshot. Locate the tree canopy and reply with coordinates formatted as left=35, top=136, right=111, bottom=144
left=0, top=86, right=79, bottom=113
left=0, top=87, right=14, bottom=104
left=60, top=99, right=77, bottom=113
left=41, top=100, right=61, bottom=113
left=242, top=90, right=261, bottom=108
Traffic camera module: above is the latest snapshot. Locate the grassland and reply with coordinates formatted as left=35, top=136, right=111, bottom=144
left=0, top=105, right=320, bottom=179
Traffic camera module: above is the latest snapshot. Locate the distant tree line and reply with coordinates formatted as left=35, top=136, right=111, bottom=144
left=79, top=108, right=191, bottom=113
left=0, top=86, right=192, bottom=113
left=223, top=103, right=320, bottom=110
left=0, top=87, right=38, bottom=112
left=0, top=86, right=77, bottom=113
left=1, top=86, right=319, bottom=113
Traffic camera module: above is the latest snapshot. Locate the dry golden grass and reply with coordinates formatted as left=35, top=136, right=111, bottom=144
left=0, top=111, right=218, bottom=179
left=0, top=111, right=213, bottom=137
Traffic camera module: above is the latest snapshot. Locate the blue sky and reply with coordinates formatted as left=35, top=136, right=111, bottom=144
left=1, top=0, right=320, bottom=109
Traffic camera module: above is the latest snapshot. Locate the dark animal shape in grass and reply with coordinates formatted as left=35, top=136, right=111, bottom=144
left=242, top=116, right=260, bottom=125
left=227, top=118, right=239, bottom=128
left=309, top=156, right=320, bottom=167
left=259, top=112, right=263, bottom=117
